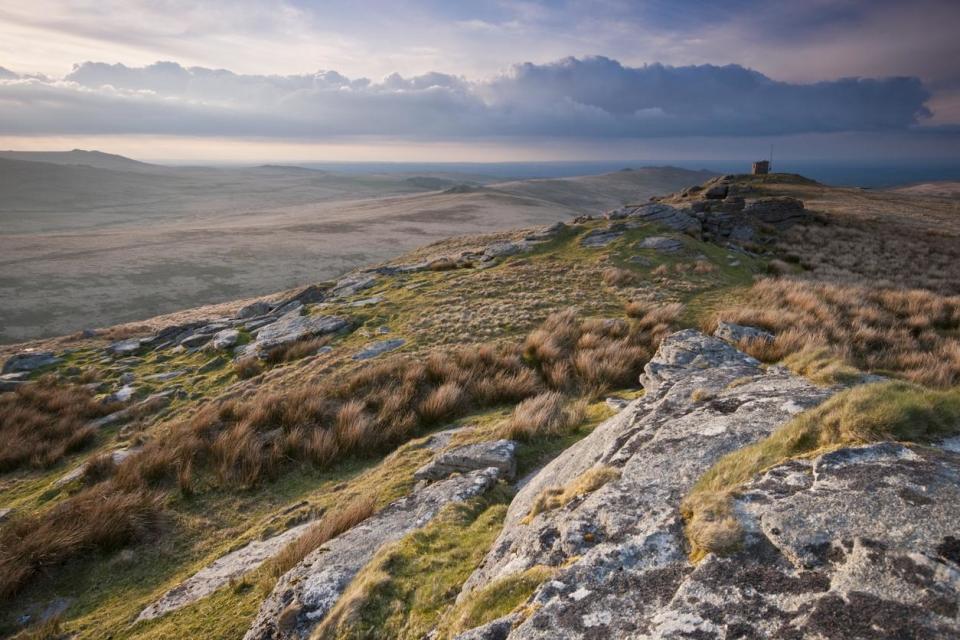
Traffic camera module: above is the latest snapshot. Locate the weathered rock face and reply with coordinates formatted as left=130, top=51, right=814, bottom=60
left=605, top=203, right=701, bottom=235
left=351, top=338, right=405, bottom=361
left=645, top=442, right=960, bottom=638
left=415, top=440, right=518, bottom=482
left=137, top=519, right=317, bottom=622
left=238, top=311, right=350, bottom=359
left=713, top=320, right=774, bottom=346
left=454, top=330, right=836, bottom=639
left=245, top=468, right=501, bottom=640
left=2, top=350, right=62, bottom=374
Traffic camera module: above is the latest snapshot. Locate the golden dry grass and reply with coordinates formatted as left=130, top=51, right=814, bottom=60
left=496, top=391, right=587, bottom=441
left=0, top=378, right=120, bottom=473
left=525, top=465, right=620, bottom=522
left=0, top=486, right=162, bottom=599
left=710, top=278, right=960, bottom=387
left=261, top=496, right=376, bottom=585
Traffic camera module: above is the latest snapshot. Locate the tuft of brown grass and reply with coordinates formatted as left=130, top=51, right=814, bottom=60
left=234, top=357, right=264, bottom=379
left=712, top=279, right=960, bottom=387
left=601, top=267, right=637, bottom=287
left=261, top=495, right=376, bottom=584
left=0, top=377, right=120, bottom=473
left=525, top=465, right=620, bottom=522
left=497, top=391, right=587, bottom=441
left=264, top=336, right=332, bottom=365
left=0, top=486, right=162, bottom=599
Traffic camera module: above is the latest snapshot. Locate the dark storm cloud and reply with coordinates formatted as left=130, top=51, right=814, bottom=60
left=0, top=56, right=932, bottom=139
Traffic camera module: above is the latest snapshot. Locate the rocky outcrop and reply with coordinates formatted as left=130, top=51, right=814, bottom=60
left=137, top=519, right=317, bottom=622
left=451, top=329, right=960, bottom=639
left=414, top=440, right=518, bottom=482
left=605, top=203, right=701, bottom=235
left=238, top=311, right=350, bottom=359
left=245, top=468, right=502, bottom=640
left=713, top=320, right=774, bottom=345
left=453, top=330, right=836, bottom=638
left=3, top=350, right=61, bottom=374
left=645, top=442, right=960, bottom=638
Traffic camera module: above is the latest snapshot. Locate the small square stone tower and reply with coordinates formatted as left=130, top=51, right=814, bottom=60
left=752, top=160, right=770, bottom=175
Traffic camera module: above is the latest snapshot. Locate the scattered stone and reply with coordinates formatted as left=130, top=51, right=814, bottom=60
left=2, top=350, right=61, bottom=374
left=637, top=236, right=684, bottom=253
left=0, top=372, right=28, bottom=392
left=713, top=321, right=774, bottom=345
left=235, top=301, right=273, bottom=319
left=89, top=390, right=175, bottom=429
left=119, top=372, right=135, bottom=385
left=0, top=508, right=13, bottom=523
left=331, top=274, right=377, bottom=299
left=524, top=222, right=567, bottom=242
left=106, top=384, right=136, bottom=403
left=604, top=397, right=630, bottom=411
left=348, top=296, right=383, bottom=308
left=276, top=284, right=328, bottom=308
left=271, top=300, right=303, bottom=317
left=56, top=447, right=139, bottom=487
left=579, top=228, right=624, bottom=248
left=210, top=328, right=240, bottom=350
left=483, top=241, right=529, bottom=260
left=240, top=311, right=351, bottom=359
left=415, top=440, right=518, bottom=482
left=352, top=338, right=405, bottom=361
left=244, top=468, right=501, bottom=640
left=107, top=339, right=142, bottom=356
left=144, top=370, right=184, bottom=382
left=137, top=519, right=318, bottom=621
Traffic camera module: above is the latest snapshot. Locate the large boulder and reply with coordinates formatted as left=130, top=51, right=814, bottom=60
left=605, top=203, right=700, bottom=235
left=244, top=468, right=501, bottom=640
left=453, top=330, right=836, bottom=638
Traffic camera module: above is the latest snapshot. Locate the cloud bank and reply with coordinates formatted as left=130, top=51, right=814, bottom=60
left=0, top=56, right=932, bottom=140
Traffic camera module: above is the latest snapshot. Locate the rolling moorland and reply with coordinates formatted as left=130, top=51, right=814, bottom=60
left=0, top=151, right=714, bottom=344
left=1, top=171, right=960, bottom=638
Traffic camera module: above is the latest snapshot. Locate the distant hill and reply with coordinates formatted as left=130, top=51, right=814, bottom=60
left=888, top=181, right=960, bottom=198
left=0, top=149, right=159, bottom=172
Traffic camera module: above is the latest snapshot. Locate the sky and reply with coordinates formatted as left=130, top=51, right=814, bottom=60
left=0, top=0, right=958, bottom=164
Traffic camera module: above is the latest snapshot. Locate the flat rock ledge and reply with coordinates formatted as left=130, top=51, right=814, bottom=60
left=244, top=468, right=501, bottom=640
left=415, top=440, right=518, bottom=482
left=137, top=519, right=317, bottom=622
left=454, top=329, right=837, bottom=638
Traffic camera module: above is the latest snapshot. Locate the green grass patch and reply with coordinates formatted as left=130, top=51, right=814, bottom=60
left=682, top=381, right=960, bottom=561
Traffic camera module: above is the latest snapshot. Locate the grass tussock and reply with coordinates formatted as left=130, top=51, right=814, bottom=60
left=311, top=490, right=510, bottom=640
left=234, top=357, right=264, bottom=379
left=523, top=306, right=681, bottom=398
left=264, top=336, right=332, bottom=365
left=525, top=465, right=620, bottom=523
left=601, top=267, right=637, bottom=287
left=0, top=377, right=120, bottom=473
left=260, top=495, right=376, bottom=586
left=497, top=391, right=587, bottom=442
left=2, top=305, right=679, bottom=599
left=0, top=486, right=162, bottom=599
left=711, top=278, right=960, bottom=387
left=682, top=381, right=960, bottom=561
